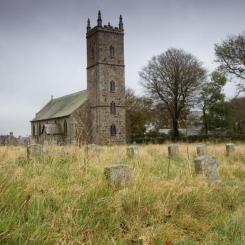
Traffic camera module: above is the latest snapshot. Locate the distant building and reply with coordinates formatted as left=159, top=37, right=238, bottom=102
left=17, top=136, right=30, bottom=145
left=31, top=11, right=126, bottom=145
left=0, top=132, right=18, bottom=145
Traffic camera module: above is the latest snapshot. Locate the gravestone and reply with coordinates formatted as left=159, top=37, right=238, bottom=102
left=85, top=144, right=101, bottom=156
left=196, top=144, right=207, bottom=156
left=226, top=143, right=235, bottom=156
left=27, top=144, right=44, bottom=159
left=30, top=138, right=36, bottom=144
left=127, top=145, right=139, bottom=158
left=168, top=144, right=179, bottom=157
left=43, top=140, right=49, bottom=146
left=104, top=164, right=133, bottom=187
left=194, top=155, right=220, bottom=182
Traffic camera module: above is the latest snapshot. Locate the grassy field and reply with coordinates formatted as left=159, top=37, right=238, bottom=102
left=0, top=143, right=244, bottom=244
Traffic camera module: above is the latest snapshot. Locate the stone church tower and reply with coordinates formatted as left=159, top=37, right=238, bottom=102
left=31, top=11, right=126, bottom=145
left=86, top=11, right=126, bottom=144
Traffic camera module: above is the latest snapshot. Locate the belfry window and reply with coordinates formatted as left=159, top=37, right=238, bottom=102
left=109, top=46, right=115, bottom=58
left=110, top=101, right=116, bottom=114
left=64, top=120, right=67, bottom=136
left=110, top=124, right=116, bottom=136
left=110, top=80, right=115, bottom=92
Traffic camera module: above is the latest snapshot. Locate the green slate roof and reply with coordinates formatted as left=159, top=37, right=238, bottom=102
left=32, top=90, right=88, bottom=121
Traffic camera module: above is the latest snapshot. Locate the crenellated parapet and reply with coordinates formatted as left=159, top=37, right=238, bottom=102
left=86, top=11, right=124, bottom=37
left=86, top=10, right=126, bottom=144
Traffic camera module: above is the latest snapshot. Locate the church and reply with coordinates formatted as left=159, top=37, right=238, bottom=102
left=31, top=11, right=126, bottom=145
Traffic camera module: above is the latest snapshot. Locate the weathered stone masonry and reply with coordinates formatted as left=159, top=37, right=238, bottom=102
left=87, top=11, right=126, bottom=144
left=31, top=11, right=126, bottom=145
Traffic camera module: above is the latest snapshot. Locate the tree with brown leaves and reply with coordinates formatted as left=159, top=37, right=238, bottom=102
left=140, top=48, right=206, bottom=139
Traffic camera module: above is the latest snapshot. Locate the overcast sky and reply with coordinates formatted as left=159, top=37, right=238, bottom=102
left=0, top=0, right=244, bottom=136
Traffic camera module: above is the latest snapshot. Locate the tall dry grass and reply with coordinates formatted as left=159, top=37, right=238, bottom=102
left=0, top=143, right=244, bottom=244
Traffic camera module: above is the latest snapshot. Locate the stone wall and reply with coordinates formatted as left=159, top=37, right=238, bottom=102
left=31, top=15, right=126, bottom=145
left=90, top=106, right=126, bottom=144
left=87, top=24, right=126, bottom=145
left=31, top=116, right=73, bottom=144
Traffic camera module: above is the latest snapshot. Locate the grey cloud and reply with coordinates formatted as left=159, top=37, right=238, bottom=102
left=0, top=0, right=244, bottom=135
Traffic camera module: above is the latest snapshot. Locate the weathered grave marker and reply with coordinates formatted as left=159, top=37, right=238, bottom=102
left=226, top=143, right=235, bottom=156
left=194, top=155, right=220, bottom=182
left=85, top=144, right=101, bottom=156
left=127, top=145, right=139, bottom=158
left=196, top=144, right=207, bottom=156
left=168, top=144, right=179, bottom=157
left=27, top=144, right=44, bottom=159
left=104, top=164, right=133, bottom=187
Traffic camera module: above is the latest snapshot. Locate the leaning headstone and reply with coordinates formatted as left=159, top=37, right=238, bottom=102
left=127, top=145, right=139, bottom=158
left=196, top=144, right=207, bottom=156
left=168, top=144, right=179, bottom=157
left=104, top=164, right=133, bottom=187
left=27, top=144, right=44, bottom=159
left=194, top=155, right=220, bottom=182
left=226, top=143, right=235, bottom=156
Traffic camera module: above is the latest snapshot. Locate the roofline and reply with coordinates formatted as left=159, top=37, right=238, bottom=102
left=35, top=100, right=52, bottom=115
left=31, top=89, right=88, bottom=122
left=86, top=26, right=124, bottom=39
left=30, top=115, right=70, bottom=123
left=34, top=90, right=86, bottom=116
left=51, top=89, right=87, bottom=102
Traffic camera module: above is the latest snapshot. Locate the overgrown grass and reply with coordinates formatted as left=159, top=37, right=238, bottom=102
left=0, top=143, right=244, bottom=244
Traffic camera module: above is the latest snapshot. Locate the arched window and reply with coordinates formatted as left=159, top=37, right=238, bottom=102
left=110, top=101, right=116, bottom=114
left=110, top=80, right=115, bottom=92
left=109, top=46, right=115, bottom=58
left=64, top=120, right=67, bottom=137
left=110, top=124, right=116, bottom=136
left=41, top=125, right=45, bottom=134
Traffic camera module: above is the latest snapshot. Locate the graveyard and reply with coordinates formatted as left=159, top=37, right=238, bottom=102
left=1, top=1, right=245, bottom=244
left=0, top=143, right=244, bottom=244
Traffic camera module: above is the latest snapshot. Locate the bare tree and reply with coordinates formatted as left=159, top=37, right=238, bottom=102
left=139, top=48, right=206, bottom=139
left=73, top=101, right=92, bottom=146
left=72, top=101, right=93, bottom=174
left=215, top=33, right=245, bottom=94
